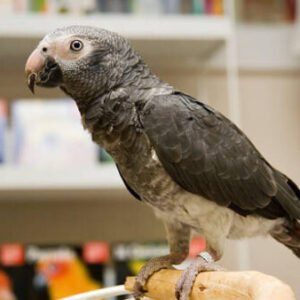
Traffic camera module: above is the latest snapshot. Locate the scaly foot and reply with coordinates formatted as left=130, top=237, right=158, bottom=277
left=133, top=253, right=185, bottom=299
left=175, top=252, right=224, bottom=300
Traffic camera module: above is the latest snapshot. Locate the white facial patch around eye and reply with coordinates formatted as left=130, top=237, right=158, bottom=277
left=54, top=35, right=93, bottom=61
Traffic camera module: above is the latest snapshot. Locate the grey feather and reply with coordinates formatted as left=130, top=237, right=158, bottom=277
left=141, top=92, right=300, bottom=219
left=32, top=25, right=300, bottom=260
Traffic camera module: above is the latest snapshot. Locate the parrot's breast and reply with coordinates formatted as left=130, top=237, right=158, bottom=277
left=117, top=146, right=283, bottom=246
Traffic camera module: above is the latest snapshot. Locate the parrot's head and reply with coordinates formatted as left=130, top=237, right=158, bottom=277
left=25, top=25, right=133, bottom=101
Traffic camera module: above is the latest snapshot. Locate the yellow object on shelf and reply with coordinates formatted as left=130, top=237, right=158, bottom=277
left=37, top=257, right=101, bottom=300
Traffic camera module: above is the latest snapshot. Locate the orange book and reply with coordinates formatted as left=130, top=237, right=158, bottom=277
left=212, top=0, right=223, bottom=15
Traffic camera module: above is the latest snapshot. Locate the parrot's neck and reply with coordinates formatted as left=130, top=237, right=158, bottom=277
left=62, top=58, right=173, bottom=113
left=78, top=78, right=172, bottom=166
left=61, top=53, right=173, bottom=165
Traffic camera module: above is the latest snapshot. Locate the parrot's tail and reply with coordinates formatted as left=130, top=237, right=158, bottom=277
left=271, top=220, right=300, bottom=258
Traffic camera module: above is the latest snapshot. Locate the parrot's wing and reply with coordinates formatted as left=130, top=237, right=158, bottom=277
left=141, top=92, right=300, bottom=219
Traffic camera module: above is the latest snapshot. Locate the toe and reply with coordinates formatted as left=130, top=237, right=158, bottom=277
left=133, top=280, right=147, bottom=299
left=175, top=270, right=188, bottom=300
left=175, top=252, right=224, bottom=300
left=175, top=266, right=197, bottom=300
left=132, top=255, right=176, bottom=299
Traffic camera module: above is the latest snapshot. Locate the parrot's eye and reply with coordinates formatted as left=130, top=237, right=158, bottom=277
left=70, top=40, right=83, bottom=51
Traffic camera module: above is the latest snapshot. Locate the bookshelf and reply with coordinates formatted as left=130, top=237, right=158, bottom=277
left=0, top=1, right=240, bottom=244
left=292, top=0, right=300, bottom=56
left=1, top=14, right=232, bottom=72
left=0, top=2, right=239, bottom=200
left=1, top=3, right=299, bottom=297
left=0, top=14, right=231, bottom=39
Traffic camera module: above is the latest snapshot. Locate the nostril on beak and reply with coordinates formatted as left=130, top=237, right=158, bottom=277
left=45, top=58, right=57, bottom=70
left=40, top=73, right=49, bottom=83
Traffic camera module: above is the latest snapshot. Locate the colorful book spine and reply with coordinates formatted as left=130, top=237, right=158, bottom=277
left=0, top=243, right=108, bottom=300
left=163, top=0, right=181, bottom=14
left=47, top=0, right=73, bottom=14
left=131, top=0, right=163, bottom=14
left=212, top=0, right=223, bottom=15
left=192, top=0, right=204, bottom=14
left=103, top=0, right=131, bottom=13
left=30, top=0, right=47, bottom=12
left=204, top=0, right=213, bottom=14
left=285, top=0, right=296, bottom=22
left=9, top=0, right=228, bottom=15
left=239, top=0, right=297, bottom=23
left=0, top=99, right=7, bottom=164
left=13, top=0, right=30, bottom=12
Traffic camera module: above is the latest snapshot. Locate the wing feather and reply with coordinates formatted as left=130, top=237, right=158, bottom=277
left=141, top=92, right=300, bottom=219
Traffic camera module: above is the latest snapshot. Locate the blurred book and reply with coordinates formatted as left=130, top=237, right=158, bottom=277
left=46, top=0, right=71, bottom=14
left=12, top=99, right=98, bottom=168
left=212, top=0, right=223, bottom=15
left=0, top=270, right=16, bottom=300
left=51, top=0, right=96, bottom=14
left=30, top=0, right=47, bottom=12
left=191, top=0, right=204, bottom=14
left=204, top=0, right=212, bottom=14
left=131, top=0, right=163, bottom=14
left=0, top=99, right=7, bottom=164
left=9, top=0, right=226, bottom=15
left=0, top=0, right=13, bottom=13
left=162, top=0, right=181, bottom=14
left=13, top=0, right=30, bottom=12
left=237, top=0, right=297, bottom=23
left=181, top=0, right=192, bottom=14
left=0, top=243, right=108, bottom=300
left=0, top=240, right=206, bottom=299
left=96, top=0, right=131, bottom=13
left=286, top=0, right=296, bottom=21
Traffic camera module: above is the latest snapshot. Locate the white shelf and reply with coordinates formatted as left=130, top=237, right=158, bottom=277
left=0, top=14, right=231, bottom=40
left=209, top=24, right=300, bottom=71
left=0, top=10, right=238, bottom=198
left=1, top=14, right=232, bottom=69
left=0, top=164, right=124, bottom=190
left=237, top=24, right=300, bottom=71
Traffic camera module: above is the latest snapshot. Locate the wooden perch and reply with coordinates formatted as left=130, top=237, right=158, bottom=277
left=125, top=269, right=296, bottom=300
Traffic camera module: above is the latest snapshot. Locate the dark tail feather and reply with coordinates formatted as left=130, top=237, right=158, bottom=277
left=271, top=221, right=300, bottom=258
left=273, top=171, right=300, bottom=219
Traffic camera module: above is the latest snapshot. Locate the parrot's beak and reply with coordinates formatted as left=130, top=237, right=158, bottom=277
left=25, top=48, right=44, bottom=93
left=25, top=48, right=63, bottom=94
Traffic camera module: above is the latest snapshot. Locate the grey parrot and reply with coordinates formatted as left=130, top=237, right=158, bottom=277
left=25, top=26, right=300, bottom=299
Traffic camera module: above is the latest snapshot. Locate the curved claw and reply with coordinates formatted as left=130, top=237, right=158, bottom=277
left=133, top=280, right=148, bottom=300
left=132, top=254, right=181, bottom=299
left=27, top=73, right=36, bottom=94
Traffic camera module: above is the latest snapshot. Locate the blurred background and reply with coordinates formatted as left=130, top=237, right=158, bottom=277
left=0, top=0, right=300, bottom=299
